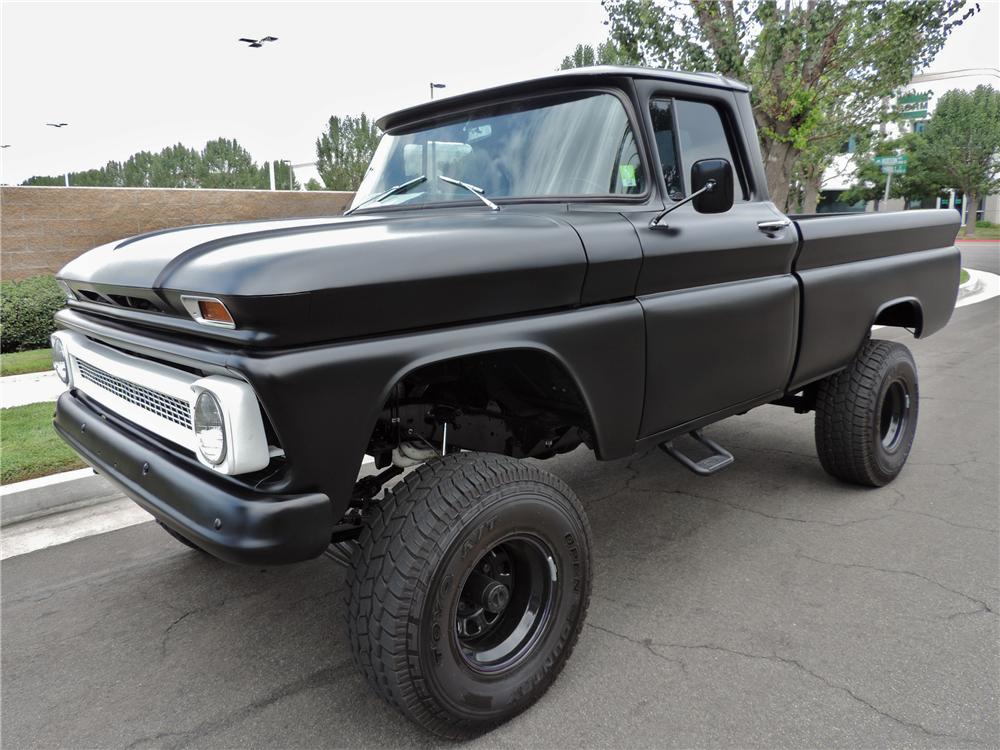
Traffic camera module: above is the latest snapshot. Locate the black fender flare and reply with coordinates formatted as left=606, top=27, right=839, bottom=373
left=236, top=301, right=647, bottom=519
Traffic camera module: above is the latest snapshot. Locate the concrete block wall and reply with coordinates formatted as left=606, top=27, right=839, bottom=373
left=1, top=186, right=355, bottom=280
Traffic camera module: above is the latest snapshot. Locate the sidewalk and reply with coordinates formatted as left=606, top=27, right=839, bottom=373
left=1, top=370, right=65, bottom=408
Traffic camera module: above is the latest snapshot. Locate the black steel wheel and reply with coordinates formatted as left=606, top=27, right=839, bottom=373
left=815, top=339, right=919, bottom=486
left=455, top=536, right=557, bottom=672
left=347, top=452, right=592, bottom=739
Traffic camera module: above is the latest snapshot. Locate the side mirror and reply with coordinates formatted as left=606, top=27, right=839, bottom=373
left=691, top=158, right=734, bottom=214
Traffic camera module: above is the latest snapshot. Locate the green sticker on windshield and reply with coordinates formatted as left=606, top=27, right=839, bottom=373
left=619, top=164, right=637, bottom=188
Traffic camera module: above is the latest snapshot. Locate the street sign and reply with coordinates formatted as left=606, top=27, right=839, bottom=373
left=877, top=152, right=910, bottom=204
left=897, top=91, right=930, bottom=120
left=874, top=155, right=909, bottom=167
left=876, top=154, right=908, bottom=175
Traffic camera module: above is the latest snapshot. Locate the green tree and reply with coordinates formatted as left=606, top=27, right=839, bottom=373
left=559, top=41, right=630, bottom=70
left=840, top=135, right=909, bottom=208
left=200, top=138, right=263, bottom=189
left=122, top=150, right=158, bottom=187
left=305, top=177, right=325, bottom=191
left=20, top=175, right=64, bottom=186
left=261, top=160, right=301, bottom=190
left=602, top=0, right=976, bottom=210
left=316, top=114, right=381, bottom=191
left=907, top=86, right=1000, bottom=237
left=150, top=143, right=202, bottom=187
left=19, top=138, right=270, bottom=189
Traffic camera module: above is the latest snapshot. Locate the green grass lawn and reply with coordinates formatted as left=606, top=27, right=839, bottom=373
left=1, top=402, right=86, bottom=484
left=960, top=268, right=970, bottom=285
left=1, top=348, right=52, bottom=377
left=960, top=225, right=1000, bottom=240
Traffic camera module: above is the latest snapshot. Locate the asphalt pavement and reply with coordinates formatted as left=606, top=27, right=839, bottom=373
left=2, top=246, right=997, bottom=749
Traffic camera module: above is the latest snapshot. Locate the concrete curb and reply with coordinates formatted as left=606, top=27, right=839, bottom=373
left=0, top=472, right=119, bottom=527
left=956, top=268, right=1000, bottom=309
left=957, top=270, right=983, bottom=301
left=0, top=455, right=378, bottom=529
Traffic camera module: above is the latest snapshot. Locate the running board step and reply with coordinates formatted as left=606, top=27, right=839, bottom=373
left=659, top=430, right=734, bottom=476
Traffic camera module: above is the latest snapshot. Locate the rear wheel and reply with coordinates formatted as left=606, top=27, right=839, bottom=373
left=815, top=339, right=919, bottom=486
left=347, top=452, right=592, bottom=739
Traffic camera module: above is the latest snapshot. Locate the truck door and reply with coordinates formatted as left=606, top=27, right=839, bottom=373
left=628, top=83, right=799, bottom=438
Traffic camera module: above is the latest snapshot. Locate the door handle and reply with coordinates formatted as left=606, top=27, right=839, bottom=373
left=757, top=219, right=791, bottom=234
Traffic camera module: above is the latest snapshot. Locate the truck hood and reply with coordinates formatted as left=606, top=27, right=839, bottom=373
left=58, top=210, right=588, bottom=344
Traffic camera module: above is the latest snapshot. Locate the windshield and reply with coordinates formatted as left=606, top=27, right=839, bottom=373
left=351, top=92, right=645, bottom=210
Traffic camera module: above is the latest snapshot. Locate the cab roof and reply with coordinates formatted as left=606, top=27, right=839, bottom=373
left=376, top=66, right=751, bottom=131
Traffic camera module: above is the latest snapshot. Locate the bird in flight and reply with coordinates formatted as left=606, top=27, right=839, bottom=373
left=46, top=122, right=69, bottom=127
left=0, top=144, right=10, bottom=148
left=238, top=36, right=278, bottom=48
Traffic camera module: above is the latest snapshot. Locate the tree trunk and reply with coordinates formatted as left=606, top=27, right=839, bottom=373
left=964, top=192, right=977, bottom=237
left=802, top=173, right=823, bottom=214
left=761, top=138, right=796, bottom=212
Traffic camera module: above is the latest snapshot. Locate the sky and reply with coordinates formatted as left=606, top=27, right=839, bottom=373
left=1, top=0, right=997, bottom=187
left=0, top=0, right=608, bottom=185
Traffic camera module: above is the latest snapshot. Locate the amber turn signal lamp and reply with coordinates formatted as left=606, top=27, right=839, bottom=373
left=198, top=299, right=234, bottom=325
left=180, top=295, right=236, bottom=329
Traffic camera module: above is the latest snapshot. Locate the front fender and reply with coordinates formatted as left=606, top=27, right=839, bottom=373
left=234, top=301, right=646, bottom=519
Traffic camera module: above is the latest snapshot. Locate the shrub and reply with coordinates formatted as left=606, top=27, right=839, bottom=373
left=0, top=275, right=66, bottom=352
left=975, top=219, right=994, bottom=228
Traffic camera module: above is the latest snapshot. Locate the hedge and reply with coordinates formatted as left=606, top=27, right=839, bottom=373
left=0, top=275, right=66, bottom=352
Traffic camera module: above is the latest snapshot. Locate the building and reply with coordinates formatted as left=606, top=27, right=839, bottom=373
left=818, top=0, right=999, bottom=222
left=819, top=66, right=1000, bottom=222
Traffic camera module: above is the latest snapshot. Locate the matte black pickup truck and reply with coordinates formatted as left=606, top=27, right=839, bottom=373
left=52, top=66, right=960, bottom=737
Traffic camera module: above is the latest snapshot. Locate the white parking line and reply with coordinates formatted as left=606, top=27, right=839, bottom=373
left=1, top=498, right=153, bottom=560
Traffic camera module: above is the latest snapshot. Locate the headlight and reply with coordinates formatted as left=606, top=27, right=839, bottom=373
left=56, top=279, right=77, bottom=301
left=51, top=335, right=70, bottom=384
left=193, top=391, right=227, bottom=465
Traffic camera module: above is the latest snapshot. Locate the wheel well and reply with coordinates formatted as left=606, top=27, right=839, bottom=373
left=873, top=299, right=923, bottom=336
left=367, top=349, right=596, bottom=466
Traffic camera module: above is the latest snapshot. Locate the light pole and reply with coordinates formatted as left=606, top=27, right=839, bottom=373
left=280, top=159, right=294, bottom=190
left=430, top=82, right=446, bottom=100
left=46, top=122, right=70, bottom=186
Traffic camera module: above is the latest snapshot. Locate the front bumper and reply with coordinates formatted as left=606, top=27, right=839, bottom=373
left=54, top=390, right=335, bottom=564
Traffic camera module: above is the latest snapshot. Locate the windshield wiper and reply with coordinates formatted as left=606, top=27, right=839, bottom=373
left=439, top=175, right=499, bottom=211
left=345, top=175, right=427, bottom=215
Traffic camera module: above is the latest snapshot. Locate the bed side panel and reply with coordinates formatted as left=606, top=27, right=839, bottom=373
left=790, top=245, right=960, bottom=390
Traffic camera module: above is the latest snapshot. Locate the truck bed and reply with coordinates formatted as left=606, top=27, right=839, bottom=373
left=788, top=209, right=960, bottom=389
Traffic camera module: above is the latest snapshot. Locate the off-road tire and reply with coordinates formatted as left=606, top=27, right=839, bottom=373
left=815, top=339, right=919, bottom=487
left=156, top=520, right=205, bottom=552
left=347, top=452, right=592, bottom=739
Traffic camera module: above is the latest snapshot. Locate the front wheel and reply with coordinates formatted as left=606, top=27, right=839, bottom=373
left=347, top=452, right=592, bottom=739
left=815, top=339, right=919, bottom=486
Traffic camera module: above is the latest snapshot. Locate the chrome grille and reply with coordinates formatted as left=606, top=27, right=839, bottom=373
left=76, top=358, right=193, bottom=429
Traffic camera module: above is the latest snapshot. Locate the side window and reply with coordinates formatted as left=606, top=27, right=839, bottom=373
left=649, top=99, right=684, bottom=200
left=673, top=99, right=743, bottom=199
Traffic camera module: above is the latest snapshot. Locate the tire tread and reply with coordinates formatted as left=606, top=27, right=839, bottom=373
left=814, top=339, right=917, bottom=486
left=346, top=452, right=592, bottom=738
